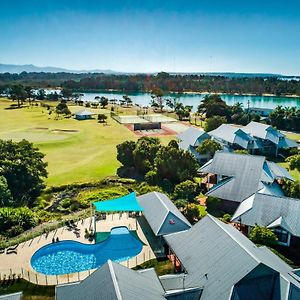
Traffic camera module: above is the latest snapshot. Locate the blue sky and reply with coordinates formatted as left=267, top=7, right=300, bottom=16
left=1, top=0, right=300, bottom=74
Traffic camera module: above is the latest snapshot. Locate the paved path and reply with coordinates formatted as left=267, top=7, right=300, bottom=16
left=0, top=214, right=157, bottom=286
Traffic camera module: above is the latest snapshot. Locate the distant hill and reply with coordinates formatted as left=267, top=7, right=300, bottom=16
left=0, top=63, right=120, bottom=74
left=0, top=63, right=299, bottom=79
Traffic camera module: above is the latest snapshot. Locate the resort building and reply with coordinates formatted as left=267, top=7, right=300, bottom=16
left=232, top=193, right=300, bottom=247
left=208, top=123, right=260, bottom=153
left=164, top=215, right=300, bottom=300
left=137, top=191, right=192, bottom=236
left=248, top=107, right=273, bottom=117
left=74, top=109, right=96, bottom=120
left=56, top=215, right=300, bottom=300
left=243, top=121, right=298, bottom=155
left=176, top=127, right=212, bottom=163
left=56, top=260, right=166, bottom=300
left=199, top=152, right=294, bottom=212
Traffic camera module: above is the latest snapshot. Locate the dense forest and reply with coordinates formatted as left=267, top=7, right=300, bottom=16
left=1, top=72, right=300, bottom=96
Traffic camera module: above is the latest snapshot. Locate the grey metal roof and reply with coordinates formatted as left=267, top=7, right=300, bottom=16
left=0, top=293, right=22, bottom=300
left=56, top=260, right=166, bottom=300
left=208, top=124, right=259, bottom=150
left=137, top=192, right=191, bottom=236
left=74, top=109, right=95, bottom=116
left=177, top=127, right=209, bottom=151
left=243, top=121, right=298, bottom=148
left=232, top=193, right=300, bottom=237
left=199, top=152, right=293, bottom=203
left=164, top=215, right=300, bottom=300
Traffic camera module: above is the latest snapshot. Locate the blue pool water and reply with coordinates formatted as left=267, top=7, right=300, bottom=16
left=31, top=226, right=143, bottom=275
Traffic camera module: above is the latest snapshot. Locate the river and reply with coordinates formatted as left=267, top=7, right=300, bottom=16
left=47, top=90, right=300, bottom=111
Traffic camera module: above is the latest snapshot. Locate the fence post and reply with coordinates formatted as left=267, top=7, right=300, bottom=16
left=21, top=268, right=24, bottom=278
left=45, top=275, right=48, bottom=286
left=56, top=274, right=58, bottom=285
left=78, top=272, right=80, bottom=281
left=67, top=273, right=69, bottom=283
left=28, top=271, right=30, bottom=282
left=135, top=256, right=137, bottom=266
left=35, top=274, right=38, bottom=284
left=143, top=252, right=145, bottom=263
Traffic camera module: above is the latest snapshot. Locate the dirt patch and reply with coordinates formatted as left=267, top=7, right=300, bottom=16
left=51, top=129, right=79, bottom=133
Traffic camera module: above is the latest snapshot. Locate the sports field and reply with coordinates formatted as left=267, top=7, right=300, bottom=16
left=0, top=99, right=175, bottom=186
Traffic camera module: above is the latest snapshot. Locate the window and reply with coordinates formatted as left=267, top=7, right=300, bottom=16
left=274, top=228, right=289, bottom=244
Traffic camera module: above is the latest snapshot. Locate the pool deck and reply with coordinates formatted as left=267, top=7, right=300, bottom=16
left=0, top=213, right=158, bottom=286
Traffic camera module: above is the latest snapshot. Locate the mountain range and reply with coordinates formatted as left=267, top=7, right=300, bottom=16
left=0, top=63, right=299, bottom=79
left=0, top=63, right=119, bottom=74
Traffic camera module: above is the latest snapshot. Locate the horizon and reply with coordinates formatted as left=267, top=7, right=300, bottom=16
left=1, top=1, right=300, bottom=75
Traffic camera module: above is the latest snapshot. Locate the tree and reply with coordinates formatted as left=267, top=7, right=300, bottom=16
left=60, top=88, right=73, bottom=100
left=122, top=95, right=133, bottom=106
left=116, top=141, right=136, bottom=167
left=100, top=96, right=109, bottom=108
left=198, top=95, right=231, bottom=120
left=174, top=103, right=192, bottom=120
left=282, top=179, right=300, bottom=198
left=151, top=88, right=164, bottom=112
left=98, top=114, right=107, bottom=123
left=204, top=116, right=227, bottom=132
left=133, top=137, right=161, bottom=174
left=0, top=176, right=12, bottom=207
left=0, top=139, right=48, bottom=206
left=36, top=89, right=46, bottom=100
left=184, top=203, right=201, bottom=223
left=155, top=141, right=198, bottom=185
left=56, top=101, right=71, bottom=116
left=196, top=139, right=221, bottom=156
left=269, top=106, right=286, bottom=129
left=25, top=86, right=34, bottom=105
left=9, top=84, right=27, bottom=107
left=249, top=225, right=278, bottom=247
left=286, top=154, right=300, bottom=172
left=173, top=180, right=199, bottom=202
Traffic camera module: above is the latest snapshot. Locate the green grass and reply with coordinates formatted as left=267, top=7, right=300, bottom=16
left=0, top=99, right=176, bottom=186
left=278, top=162, right=300, bottom=181
left=0, top=279, right=54, bottom=300
left=286, top=133, right=300, bottom=141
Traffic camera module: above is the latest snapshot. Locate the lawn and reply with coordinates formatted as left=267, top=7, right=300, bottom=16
left=0, top=99, right=177, bottom=186
left=0, top=279, right=54, bottom=300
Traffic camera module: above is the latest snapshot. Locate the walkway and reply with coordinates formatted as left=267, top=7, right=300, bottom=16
left=0, top=214, right=157, bottom=286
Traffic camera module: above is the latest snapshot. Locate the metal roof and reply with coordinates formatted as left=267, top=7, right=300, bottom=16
left=199, top=152, right=293, bottom=203
left=137, top=192, right=191, bottom=236
left=56, top=260, right=166, bottom=300
left=74, top=109, right=96, bottom=116
left=232, top=193, right=300, bottom=237
left=208, top=124, right=259, bottom=150
left=243, top=121, right=298, bottom=148
left=177, top=127, right=209, bottom=151
left=164, top=215, right=300, bottom=300
left=0, top=293, right=22, bottom=300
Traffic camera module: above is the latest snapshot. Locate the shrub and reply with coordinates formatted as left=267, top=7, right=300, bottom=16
left=6, top=225, right=24, bottom=237
left=204, top=116, right=227, bottom=132
left=173, top=180, right=199, bottom=202
left=249, top=225, right=278, bottom=247
left=145, top=170, right=158, bottom=185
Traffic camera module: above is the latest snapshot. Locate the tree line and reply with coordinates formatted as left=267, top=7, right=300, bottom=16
left=1, top=72, right=300, bottom=96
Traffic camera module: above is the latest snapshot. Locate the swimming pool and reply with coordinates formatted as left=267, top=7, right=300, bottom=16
left=31, top=226, right=143, bottom=275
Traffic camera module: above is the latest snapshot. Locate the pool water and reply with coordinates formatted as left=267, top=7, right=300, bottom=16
left=31, top=226, right=143, bottom=275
